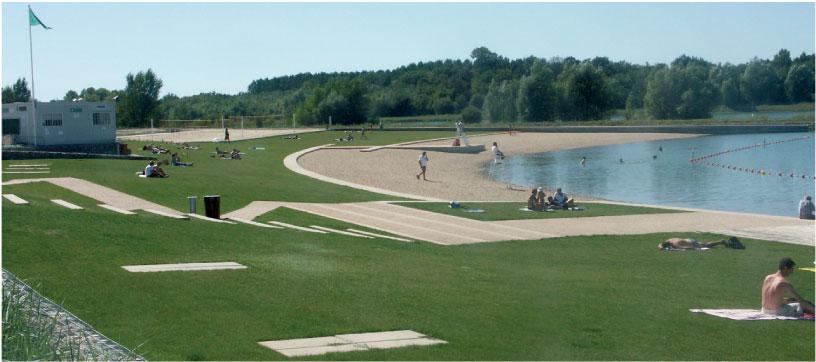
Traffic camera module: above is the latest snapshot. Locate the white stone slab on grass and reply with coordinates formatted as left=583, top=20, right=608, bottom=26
left=188, top=213, right=236, bottom=224
left=98, top=204, right=136, bottom=215
left=337, top=330, right=426, bottom=343
left=51, top=199, right=83, bottom=210
left=258, top=330, right=446, bottom=357
left=143, top=208, right=189, bottom=219
left=122, top=261, right=247, bottom=273
left=2, top=194, right=29, bottom=204
left=229, top=217, right=284, bottom=228
left=3, top=171, right=50, bottom=174
left=268, top=221, right=328, bottom=233
left=310, top=225, right=373, bottom=238
left=346, top=228, right=414, bottom=242
left=7, top=164, right=49, bottom=167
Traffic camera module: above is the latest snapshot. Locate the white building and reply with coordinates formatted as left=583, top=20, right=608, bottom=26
left=2, top=101, right=116, bottom=150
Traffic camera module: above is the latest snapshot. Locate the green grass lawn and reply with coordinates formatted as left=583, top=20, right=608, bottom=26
left=394, top=202, right=684, bottom=221
left=3, top=130, right=814, bottom=360
left=1, top=130, right=454, bottom=213
left=3, top=182, right=814, bottom=360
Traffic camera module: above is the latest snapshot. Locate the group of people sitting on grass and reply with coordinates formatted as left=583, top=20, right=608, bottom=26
left=141, top=160, right=168, bottom=178
left=213, top=147, right=243, bottom=160
left=142, top=144, right=169, bottom=154
left=334, top=131, right=355, bottom=142
left=526, top=187, right=575, bottom=211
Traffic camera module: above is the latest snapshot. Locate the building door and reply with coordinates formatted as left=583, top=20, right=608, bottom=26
left=3, top=118, right=20, bottom=135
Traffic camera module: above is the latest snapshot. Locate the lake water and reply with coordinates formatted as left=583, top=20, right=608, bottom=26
left=488, top=132, right=815, bottom=217
left=608, top=110, right=812, bottom=121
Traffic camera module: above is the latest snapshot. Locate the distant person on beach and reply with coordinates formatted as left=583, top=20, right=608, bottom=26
left=491, top=142, right=505, bottom=163
left=658, top=237, right=743, bottom=250
left=619, top=158, right=624, bottom=164
left=761, top=257, right=815, bottom=317
left=360, top=127, right=368, bottom=139
left=548, top=188, right=574, bottom=209
left=652, top=155, right=658, bottom=160
left=416, top=151, right=429, bottom=181
left=659, top=146, right=663, bottom=152
left=455, top=121, right=470, bottom=146
left=799, top=196, right=815, bottom=220
left=580, top=156, right=587, bottom=167
left=225, top=128, right=230, bottom=143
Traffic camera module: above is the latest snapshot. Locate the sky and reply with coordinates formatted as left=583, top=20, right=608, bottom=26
left=2, top=2, right=814, bottom=101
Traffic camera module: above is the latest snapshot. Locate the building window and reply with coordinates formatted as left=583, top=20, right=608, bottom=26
left=92, top=112, right=111, bottom=125
left=42, top=113, right=63, bottom=127
left=18, top=106, right=27, bottom=111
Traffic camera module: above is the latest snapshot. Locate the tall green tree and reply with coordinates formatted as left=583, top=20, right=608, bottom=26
left=517, top=62, right=557, bottom=122
left=119, top=69, right=163, bottom=127
left=785, top=63, right=815, bottom=103
left=557, top=62, right=612, bottom=121
left=2, top=78, right=31, bottom=103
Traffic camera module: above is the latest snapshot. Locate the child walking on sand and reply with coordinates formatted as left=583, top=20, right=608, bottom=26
left=416, top=151, right=429, bottom=181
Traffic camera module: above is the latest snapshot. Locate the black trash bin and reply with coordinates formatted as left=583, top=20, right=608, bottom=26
left=204, top=195, right=221, bottom=219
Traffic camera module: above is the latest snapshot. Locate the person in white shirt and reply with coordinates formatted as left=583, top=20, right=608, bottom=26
left=799, top=196, right=815, bottom=220
left=455, top=121, right=470, bottom=146
left=416, top=151, right=429, bottom=181
left=491, top=142, right=505, bottom=164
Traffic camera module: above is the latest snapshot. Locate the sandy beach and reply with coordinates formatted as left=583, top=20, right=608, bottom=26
left=298, top=132, right=700, bottom=201
left=118, top=128, right=322, bottom=143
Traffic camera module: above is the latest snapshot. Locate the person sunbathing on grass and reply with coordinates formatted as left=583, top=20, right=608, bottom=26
left=171, top=153, right=193, bottom=167
left=761, top=257, right=815, bottom=317
left=658, top=237, right=743, bottom=250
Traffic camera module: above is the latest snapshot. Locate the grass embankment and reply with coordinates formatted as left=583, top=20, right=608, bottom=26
left=395, top=202, right=683, bottom=221
left=3, top=182, right=813, bottom=360
left=1, top=130, right=453, bottom=213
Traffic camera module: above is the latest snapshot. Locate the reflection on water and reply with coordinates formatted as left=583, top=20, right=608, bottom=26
left=489, top=132, right=815, bottom=217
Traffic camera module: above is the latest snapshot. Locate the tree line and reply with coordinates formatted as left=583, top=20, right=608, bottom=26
left=3, top=48, right=814, bottom=127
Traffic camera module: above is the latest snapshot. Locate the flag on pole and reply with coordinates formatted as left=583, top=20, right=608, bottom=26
left=29, top=7, right=51, bottom=29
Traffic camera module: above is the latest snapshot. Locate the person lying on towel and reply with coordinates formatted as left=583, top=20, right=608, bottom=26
left=761, top=257, right=815, bottom=317
left=658, top=237, right=744, bottom=250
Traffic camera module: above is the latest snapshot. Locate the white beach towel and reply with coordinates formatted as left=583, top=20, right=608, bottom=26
left=690, top=309, right=813, bottom=321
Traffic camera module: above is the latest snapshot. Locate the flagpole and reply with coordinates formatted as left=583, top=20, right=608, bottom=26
left=28, top=5, right=37, bottom=149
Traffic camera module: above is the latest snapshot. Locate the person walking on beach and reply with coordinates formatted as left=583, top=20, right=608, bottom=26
left=455, top=121, right=470, bottom=146
left=224, top=127, right=230, bottom=143
left=416, top=151, right=429, bottom=181
left=491, top=142, right=505, bottom=164
left=580, top=156, right=587, bottom=167
left=799, top=196, right=815, bottom=219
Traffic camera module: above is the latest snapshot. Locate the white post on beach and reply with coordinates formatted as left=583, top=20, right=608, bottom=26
left=241, top=116, right=244, bottom=139
left=293, top=114, right=296, bottom=129
left=328, top=115, right=332, bottom=130
left=150, top=118, right=154, bottom=129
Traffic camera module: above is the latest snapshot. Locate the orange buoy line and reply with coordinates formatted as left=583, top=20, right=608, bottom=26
left=689, top=135, right=814, bottom=180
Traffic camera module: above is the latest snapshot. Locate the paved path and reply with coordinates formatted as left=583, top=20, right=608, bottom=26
left=2, top=177, right=184, bottom=216
left=495, top=211, right=814, bottom=246
left=5, top=177, right=811, bottom=246
left=223, top=200, right=549, bottom=245
left=224, top=200, right=814, bottom=246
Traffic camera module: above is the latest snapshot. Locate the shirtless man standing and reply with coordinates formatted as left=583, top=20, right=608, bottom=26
left=761, top=257, right=814, bottom=316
